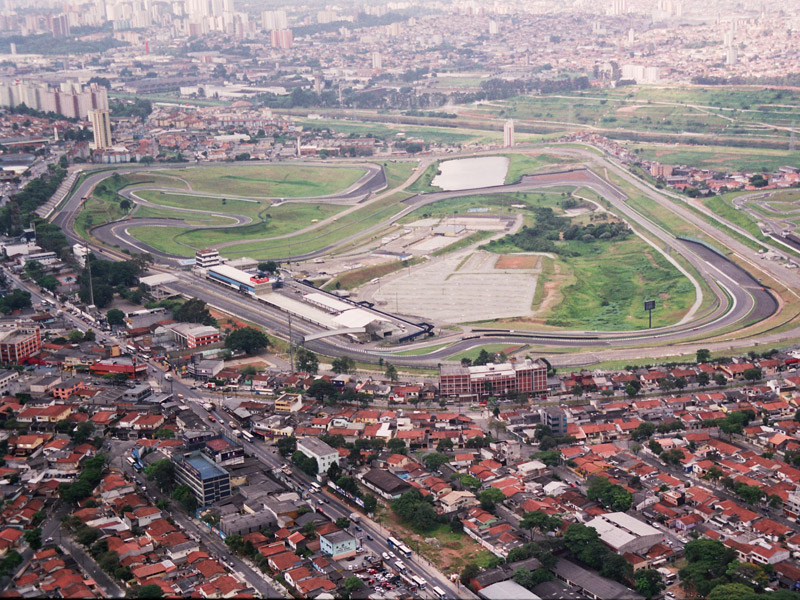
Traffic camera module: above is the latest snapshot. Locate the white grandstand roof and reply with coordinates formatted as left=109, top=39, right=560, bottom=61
left=139, top=273, right=178, bottom=287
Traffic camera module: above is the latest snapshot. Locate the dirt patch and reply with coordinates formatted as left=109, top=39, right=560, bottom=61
left=616, top=105, right=645, bottom=114
left=495, top=255, right=540, bottom=269
left=209, top=308, right=252, bottom=332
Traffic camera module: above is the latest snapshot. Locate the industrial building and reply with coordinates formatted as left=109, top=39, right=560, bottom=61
left=439, top=358, right=548, bottom=399
left=207, top=264, right=272, bottom=295
left=584, top=512, right=664, bottom=555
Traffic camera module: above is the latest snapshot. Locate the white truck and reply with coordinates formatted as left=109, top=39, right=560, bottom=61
left=164, top=373, right=173, bottom=381
left=349, top=512, right=361, bottom=524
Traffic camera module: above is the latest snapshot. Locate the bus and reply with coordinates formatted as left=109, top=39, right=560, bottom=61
left=310, top=482, right=321, bottom=493
left=241, top=431, right=254, bottom=443
left=432, top=585, right=447, bottom=599
left=411, top=575, right=427, bottom=588
left=387, top=536, right=413, bottom=558
left=126, top=456, right=136, bottom=467
left=133, top=462, right=143, bottom=472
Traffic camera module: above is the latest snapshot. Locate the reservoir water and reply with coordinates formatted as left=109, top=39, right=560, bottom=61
left=431, top=156, right=509, bottom=191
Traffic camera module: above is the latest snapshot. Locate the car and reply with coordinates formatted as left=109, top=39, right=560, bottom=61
left=355, top=525, right=362, bottom=532
left=368, top=579, right=376, bottom=586
left=369, top=569, right=377, bottom=575
left=382, top=552, right=390, bottom=561
left=366, top=534, right=373, bottom=541
left=388, top=551, right=396, bottom=559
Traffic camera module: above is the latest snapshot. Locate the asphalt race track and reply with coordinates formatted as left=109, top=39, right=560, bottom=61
left=50, top=156, right=784, bottom=364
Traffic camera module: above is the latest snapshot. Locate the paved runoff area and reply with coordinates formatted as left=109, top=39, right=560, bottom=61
left=370, top=250, right=541, bottom=323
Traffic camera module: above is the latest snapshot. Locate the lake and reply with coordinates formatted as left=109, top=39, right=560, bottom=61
left=431, top=156, right=509, bottom=191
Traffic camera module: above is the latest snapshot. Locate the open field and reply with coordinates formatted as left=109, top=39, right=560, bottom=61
left=448, top=343, right=521, bottom=363
left=627, top=142, right=800, bottom=172
left=298, top=117, right=506, bottom=146
left=407, top=162, right=442, bottom=194
left=75, top=197, right=127, bottom=240
left=376, top=160, right=419, bottom=189
left=469, top=86, right=800, bottom=141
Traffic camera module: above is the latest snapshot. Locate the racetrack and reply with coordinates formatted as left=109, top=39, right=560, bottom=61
left=50, top=151, right=789, bottom=364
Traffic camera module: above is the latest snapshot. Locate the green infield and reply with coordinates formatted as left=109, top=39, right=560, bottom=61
left=540, top=237, right=696, bottom=330
left=136, top=190, right=265, bottom=219
left=172, top=164, right=368, bottom=198
left=128, top=201, right=346, bottom=257
left=504, top=152, right=571, bottom=184
left=217, top=191, right=413, bottom=259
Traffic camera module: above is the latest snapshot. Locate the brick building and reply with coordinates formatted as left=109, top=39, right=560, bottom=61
left=439, top=358, right=548, bottom=400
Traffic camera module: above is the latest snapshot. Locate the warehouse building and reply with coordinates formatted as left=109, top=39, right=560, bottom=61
left=585, top=512, right=664, bottom=555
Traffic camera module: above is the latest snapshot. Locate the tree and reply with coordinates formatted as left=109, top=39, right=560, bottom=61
left=632, top=421, right=656, bottom=441
left=138, top=584, right=164, bottom=599
left=696, top=348, right=711, bottom=363
left=296, top=348, right=319, bottom=374
left=106, top=308, right=125, bottom=326
left=479, top=487, right=505, bottom=511
left=520, top=511, right=561, bottom=540
left=145, top=459, right=175, bottom=492
left=387, top=437, right=407, bottom=455
left=743, top=368, right=762, bottom=382
left=155, top=428, right=174, bottom=440
left=336, top=517, right=351, bottom=529
left=258, top=261, right=279, bottom=274
left=423, top=452, right=450, bottom=472
left=332, top=356, right=356, bottom=374
left=343, top=576, right=363, bottom=596
left=172, top=485, right=198, bottom=514
left=707, top=582, right=757, bottom=600
left=23, top=528, right=41, bottom=550
left=363, top=493, right=377, bottom=514
left=460, top=563, right=480, bottom=585
left=697, top=372, right=711, bottom=387
left=384, top=362, right=398, bottom=382
left=437, top=438, right=454, bottom=452
left=327, top=461, right=342, bottom=482
left=625, top=383, right=639, bottom=397
left=225, top=327, right=269, bottom=355
left=307, top=379, right=337, bottom=402
left=276, top=436, right=296, bottom=457
left=292, top=451, right=319, bottom=476
left=704, top=466, right=724, bottom=483
left=174, top=298, right=215, bottom=326
left=635, top=568, right=665, bottom=599
left=714, top=373, right=727, bottom=386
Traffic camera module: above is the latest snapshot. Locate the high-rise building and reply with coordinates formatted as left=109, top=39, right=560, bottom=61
left=89, top=108, right=112, bottom=150
left=261, top=9, right=287, bottom=30
left=372, top=52, right=382, bottom=70
left=270, top=28, right=293, bottom=49
left=726, top=45, right=738, bottom=66
left=50, top=13, right=70, bottom=38
left=503, top=119, right=515, bottom=147
left=489, top=19, right=498, bottom=35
